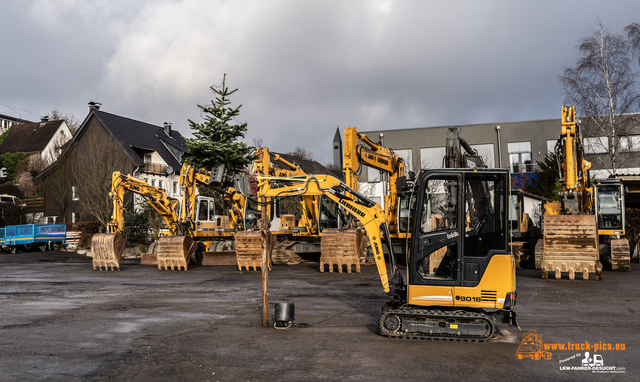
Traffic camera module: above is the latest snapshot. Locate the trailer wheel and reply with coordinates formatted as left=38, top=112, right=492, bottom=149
left=39, top=244, right=47, bottom=252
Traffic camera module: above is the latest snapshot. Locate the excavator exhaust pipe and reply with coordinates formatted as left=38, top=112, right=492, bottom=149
left=156, top=235, right=197, bottom=271
left=91, top=232, right=127, bottom=271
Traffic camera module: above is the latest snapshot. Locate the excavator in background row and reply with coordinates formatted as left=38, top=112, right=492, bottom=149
left=251, top=169, right=517, bottom=340
left=92, top=164, right=244, bottom=271
left=343, top=127, right=413, bottom=257
left=537, top=106, right=630, bottom=280
left=91, top=172, right=196, bottom=271
left=234, top=147, right=357, bottom=271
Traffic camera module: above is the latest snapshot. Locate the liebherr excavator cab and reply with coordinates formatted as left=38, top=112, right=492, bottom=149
left=380, top=168, right=517, bottom=341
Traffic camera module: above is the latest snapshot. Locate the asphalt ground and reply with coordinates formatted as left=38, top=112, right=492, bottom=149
left=0, top=252, right=638, bottom=381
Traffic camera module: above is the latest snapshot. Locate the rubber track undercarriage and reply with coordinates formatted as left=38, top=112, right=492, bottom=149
left=378, top=306, right=497, bottom=342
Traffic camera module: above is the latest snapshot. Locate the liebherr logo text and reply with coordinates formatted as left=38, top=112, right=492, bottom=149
left=446, top=231, right=459, bottom=239
left=339, top=199, right=366, bottom=217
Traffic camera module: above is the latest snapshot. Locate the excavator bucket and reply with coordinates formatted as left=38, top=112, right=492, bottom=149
left=156, top=235, right=197, bottom=271
left=542, top=215, right=602, bottom=280
left=91, top=233, right=126, bottom=271
left=234, top=231, right=273, bottom=271
left=320, top=228, right=364, bottom=274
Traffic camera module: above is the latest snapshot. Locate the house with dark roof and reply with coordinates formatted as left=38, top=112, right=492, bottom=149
left=0, top=104, right=40, bottom=134
left=0, top=117, right=72, bottom=166
left=37, top=103, right=189, bottom=224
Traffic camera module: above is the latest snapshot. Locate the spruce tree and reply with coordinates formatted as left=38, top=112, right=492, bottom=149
left=528, top=152, right=561, bottom=201
left=186, top=74, right=254, bottom=172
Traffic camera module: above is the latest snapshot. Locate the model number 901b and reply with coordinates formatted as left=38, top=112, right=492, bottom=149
left=455, top=295, right=481, bottom=302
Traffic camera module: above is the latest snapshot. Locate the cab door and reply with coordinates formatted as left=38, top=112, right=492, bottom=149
left=408, top=173, right=462, bottom=306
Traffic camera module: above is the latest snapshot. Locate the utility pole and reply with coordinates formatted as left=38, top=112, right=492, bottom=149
left=260, top=195, right=270, bottom=327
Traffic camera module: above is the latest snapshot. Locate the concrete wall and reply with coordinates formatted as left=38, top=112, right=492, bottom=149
left=359, top=117, right=562, bottom=180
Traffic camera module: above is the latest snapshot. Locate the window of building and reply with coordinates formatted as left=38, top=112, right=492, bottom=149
left=144, top=154, right=152, bottom=163
left=395, top=148, right=413, bottom=173
left=419, top=147, right=446, bottom=169
left=507, top=141, right=533, bottom=173
left=72, top=186, right=79, bottom=200
left=159, top=180, right=163, bottom=190
left=547, top=139, right=557, bottom=153
left=470, top=143, right=495, bottom=167
left=584, top=137, right=609, bottom=154
left=367, top=166, right=381, bottom=183
left=151, top=179, right=156, bottom=187
left=630, top=136, right=640, bottom=152
left=72, top=212, right=77, bottom=224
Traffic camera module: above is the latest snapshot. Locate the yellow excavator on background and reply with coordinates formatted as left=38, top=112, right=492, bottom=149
left=92, top=164, right=244, bottom=271
left=255, top=169, right=517, bottom=340
left=235, top=147, right=358, bottom=270
left=538, top=106, right=630, bottom=280
left=343, top=127, right=410, bottom=242
left=91, top=172, right=195, bottom=271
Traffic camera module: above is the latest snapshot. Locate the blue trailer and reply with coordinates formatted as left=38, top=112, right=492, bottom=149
left=3, top=224, right=67, bottom=253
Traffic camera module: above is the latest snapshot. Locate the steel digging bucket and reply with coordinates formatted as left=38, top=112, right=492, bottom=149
left=274, top=302, right=295, bottom=329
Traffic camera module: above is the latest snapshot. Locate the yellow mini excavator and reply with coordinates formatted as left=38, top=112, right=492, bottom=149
left=256, top=169, right=517, bottom=341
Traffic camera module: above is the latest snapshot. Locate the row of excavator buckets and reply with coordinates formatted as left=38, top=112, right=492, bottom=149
left=91, top=229, right=366, bottom=272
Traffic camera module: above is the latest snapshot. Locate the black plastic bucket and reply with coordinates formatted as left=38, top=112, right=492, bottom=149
left=274, top=302, right=295, bottom=323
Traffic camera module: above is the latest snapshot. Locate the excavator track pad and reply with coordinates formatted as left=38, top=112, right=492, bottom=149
left=156, top=235, right=196, bottom=271
left=91, top=233, right=126, bottom=271
left=320, top=228, right=365, bottom=274
left=234, top=231, right=273, bottom=271
left=379, top=306, right=496, bottom=341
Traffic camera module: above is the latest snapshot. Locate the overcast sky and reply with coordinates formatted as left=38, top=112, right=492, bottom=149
left=2, top=0, right=640, bottom=165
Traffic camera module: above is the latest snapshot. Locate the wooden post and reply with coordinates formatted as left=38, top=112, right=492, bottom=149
left=261, top=196, right=269, bottom=328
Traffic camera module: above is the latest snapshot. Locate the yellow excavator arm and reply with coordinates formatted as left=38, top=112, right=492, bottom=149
left=257, top=174, right=401, bottom=294
left=107, top=171, right=182, bottom=235
left=179, top=164, right=246, bottom=231
left=555, top=105, right=593, bottom=214
left=343, top=127, right=405, bottom=234
left=252, top=147, right=320, bottom=234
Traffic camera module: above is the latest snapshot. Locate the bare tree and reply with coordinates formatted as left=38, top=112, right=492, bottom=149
left=50, top=109, right=81, bottom=135
left=559, top=21, right=640, bottom=176
left=72, top=133, right=133, bottom=231
left=40, top=158, right=74, bottom=223
left=286, top=146, right=314, bottom=161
